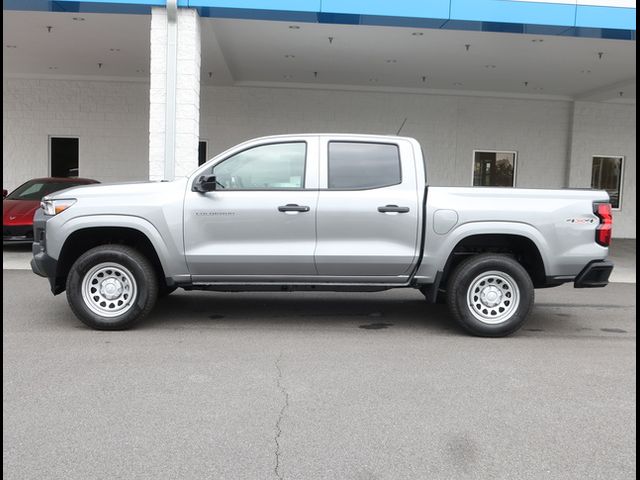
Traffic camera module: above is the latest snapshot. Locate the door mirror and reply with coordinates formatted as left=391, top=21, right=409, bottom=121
left=194, top=175, right=218, bottom=193
left=2, top=189, right=7, bottom=199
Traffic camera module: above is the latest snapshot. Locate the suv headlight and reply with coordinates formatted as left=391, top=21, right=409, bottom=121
left=41, top=199, right=76, bottom=216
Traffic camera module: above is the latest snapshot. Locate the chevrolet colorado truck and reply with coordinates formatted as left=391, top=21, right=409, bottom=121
left=31, top=134, right=614, bottom=336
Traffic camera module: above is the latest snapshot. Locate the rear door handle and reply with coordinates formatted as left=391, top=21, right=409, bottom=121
left=278, top=204, right=310, bottom=213
left=378, top=205, right=410, bottom=213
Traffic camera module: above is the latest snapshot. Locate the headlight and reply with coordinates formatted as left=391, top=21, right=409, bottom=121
left=41, top=199, right=76, bottom=216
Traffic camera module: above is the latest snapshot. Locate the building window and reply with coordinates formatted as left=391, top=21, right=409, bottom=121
left=198, top=141, right=208, bottom=166
left=591, top=156, right=623, bottom=209
left=50, top=137, right=79, bottom=177
left=473, top=151, right=517, bottom=187
left=328, top=142, right=401, bottom=189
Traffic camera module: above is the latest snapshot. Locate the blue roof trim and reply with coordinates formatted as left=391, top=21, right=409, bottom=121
left=3, top=0, right=636, bottom=39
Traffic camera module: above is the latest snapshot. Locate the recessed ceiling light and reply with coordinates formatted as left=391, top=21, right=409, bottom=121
left=288, top=25, right=300, bottom=29
left=283, top=74, right=293, bottom=79
left=48, top=66, right=58, bottom=70
left=484, top=64, right=497, bottom=69
left=6, top=45, right=17, bottom=48
left=580, top=69, right=592, bottom=74
left=453, top=82, right=463, bottom=86
left=531, top=38, right=544, bottom=43
left=72, top=17, right=85, bottom=21
left=385, top=59, right=397, bottom=63
left=284, top=54, right=295, bottom=59
left=109, top=48, right=120, bottom=52
left=534, top=87, right=544, bottom=91
left=412, top=32, right=424, bottom=36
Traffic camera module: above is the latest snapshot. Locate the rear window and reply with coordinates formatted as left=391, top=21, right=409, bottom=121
left=7, top=181, right=91, bottom=201
left=328, top=142, right=401, bottom=189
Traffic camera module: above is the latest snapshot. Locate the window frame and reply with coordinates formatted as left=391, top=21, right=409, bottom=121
left=325, top=141, right=403, bottom=191
left=196, top=140, right=309, bottom=192
left=591, top=154, right=624, bottom=210
left=471, top=149, right=518, bottom=187
left=49, top=135, right=80, bottom=178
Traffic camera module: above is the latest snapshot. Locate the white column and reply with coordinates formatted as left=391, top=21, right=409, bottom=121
left=149, top=6, right=201, bottom=180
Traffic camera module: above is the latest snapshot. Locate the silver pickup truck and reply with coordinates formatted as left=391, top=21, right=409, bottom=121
left=31, top=134, right=614, bottom=336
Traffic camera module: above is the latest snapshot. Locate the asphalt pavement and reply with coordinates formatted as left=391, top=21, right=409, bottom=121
left=2, top=269, right=636, bottom=480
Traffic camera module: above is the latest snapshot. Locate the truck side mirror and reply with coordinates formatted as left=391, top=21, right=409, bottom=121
left=194, top=175, right=218, bottom=193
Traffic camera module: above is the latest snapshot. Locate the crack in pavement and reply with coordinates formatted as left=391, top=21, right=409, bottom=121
left=274, top=354, right=289, bottom=480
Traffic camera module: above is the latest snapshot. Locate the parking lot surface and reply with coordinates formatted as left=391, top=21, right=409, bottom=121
left=3, top=270, right=636, bottom=480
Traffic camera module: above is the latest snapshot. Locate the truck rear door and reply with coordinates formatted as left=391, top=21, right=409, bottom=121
left=315, top=137, right=421, bottom=280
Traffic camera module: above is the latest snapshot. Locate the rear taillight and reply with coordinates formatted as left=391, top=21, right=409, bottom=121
left=593, top=202, right=612, bottom=247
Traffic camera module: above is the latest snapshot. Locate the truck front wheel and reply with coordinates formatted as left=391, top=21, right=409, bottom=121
left=66, top=245, right=159, bottom=330
left=446, top=254, right=534, bottom=337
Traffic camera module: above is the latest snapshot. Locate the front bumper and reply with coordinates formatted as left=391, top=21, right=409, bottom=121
left=574, top=260, right=614, bottom=288
left=30, top=210, right=62, bottom=294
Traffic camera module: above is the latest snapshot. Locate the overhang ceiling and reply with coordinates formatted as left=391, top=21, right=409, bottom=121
left=3, top=10, right=636, bottom=103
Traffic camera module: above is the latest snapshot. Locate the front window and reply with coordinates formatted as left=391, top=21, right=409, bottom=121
left=591, top=156, right=623, bottom=209
left=473, top=151, right=517, bottom=187
left=213, top=142, right=306, bottom=190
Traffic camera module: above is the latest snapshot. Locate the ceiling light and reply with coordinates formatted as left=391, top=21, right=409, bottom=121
left=283, top=74, right=293, bottom=80
left=453, top=82, right=463, bottom=86
left=412, top=32, right=423, bottom=36
left=484, top=64, right=496, bottom=69
left=580, top=69, right=592, bottom=74
left=385, top=59, right=397, bottom=63
left=72, top=17, right=85, bottom=21
left=534, top=87, right=544, bottom=91
left=6, top=45, right=17, bottom=48
left=109, top=48, right=120, bottom=52
left=531, top=38, right=544, bottom=43
left=288, top=25, right=300, bottom=29
left=284, top=54, right=295, bottom=59
left=48, top=66, right=58, bottom=70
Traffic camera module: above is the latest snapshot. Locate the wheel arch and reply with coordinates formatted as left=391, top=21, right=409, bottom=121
left=54, top=225, right=169, bottom=294
left=441, top=233, right=547, bottom=288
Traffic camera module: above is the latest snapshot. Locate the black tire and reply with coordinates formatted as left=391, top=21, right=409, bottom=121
left=66, top=245, right=159, bottom=330
left=446, top=254, right=534, bottom=337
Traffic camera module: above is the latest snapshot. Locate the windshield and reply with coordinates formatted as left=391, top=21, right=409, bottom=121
left=6, top=180, right=90, bottom=201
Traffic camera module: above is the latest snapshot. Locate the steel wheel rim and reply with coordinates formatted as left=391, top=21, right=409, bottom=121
left=81, top=262, right=137, bottom=318
left=467, top=270, right=520, bottom=325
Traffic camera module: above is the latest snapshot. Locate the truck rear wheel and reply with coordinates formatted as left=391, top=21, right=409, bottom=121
left=66, top=245, right=158, bottom=330
left=446, top=254, right=534, bottom=337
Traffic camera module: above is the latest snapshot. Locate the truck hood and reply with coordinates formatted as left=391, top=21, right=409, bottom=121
left=46, top=179, right=189, bottom=200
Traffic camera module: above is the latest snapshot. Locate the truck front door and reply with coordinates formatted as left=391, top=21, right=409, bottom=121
left=183, top=138, right=319, bottom=280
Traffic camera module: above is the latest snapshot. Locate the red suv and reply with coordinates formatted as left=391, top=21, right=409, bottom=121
left=3, top=177, right=99, bottom=243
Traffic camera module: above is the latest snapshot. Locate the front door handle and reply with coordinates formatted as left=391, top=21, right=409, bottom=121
left=378, top=205, right=410, bottom=213
left=278, top=204, right=310, bottom=213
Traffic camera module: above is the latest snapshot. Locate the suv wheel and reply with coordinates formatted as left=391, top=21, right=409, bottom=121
left=446, top=254, right=534, bottom=337
left=66, top=245, right=158, bottom=330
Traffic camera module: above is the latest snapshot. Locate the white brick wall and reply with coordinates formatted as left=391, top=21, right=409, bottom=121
left=200, top=86, right=572, bottom=189
left=3, top=77, right=149, bottom=190
left=2, top=78, right=635, bottom=237
left=568, top=101, right=636, bottom=238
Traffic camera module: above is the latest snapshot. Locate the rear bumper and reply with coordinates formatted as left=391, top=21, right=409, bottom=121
left=574, top=260, right=614, bottom=288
